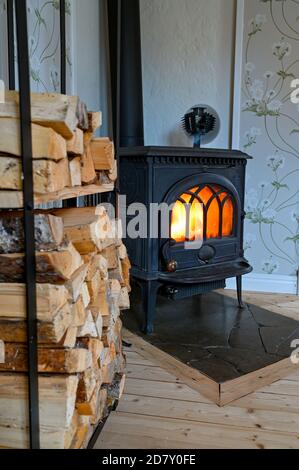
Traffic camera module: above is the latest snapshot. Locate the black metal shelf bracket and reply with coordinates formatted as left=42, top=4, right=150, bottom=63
left=15, top=0, right=40, bottom=450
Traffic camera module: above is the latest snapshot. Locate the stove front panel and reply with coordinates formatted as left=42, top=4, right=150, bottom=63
left=120, top=148, right=249, bottom=280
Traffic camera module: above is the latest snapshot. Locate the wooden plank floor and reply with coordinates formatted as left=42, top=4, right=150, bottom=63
left=95, top=292, right=299, bottom=449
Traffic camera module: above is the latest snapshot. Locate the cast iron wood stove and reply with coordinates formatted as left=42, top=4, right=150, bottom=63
left=120, top=146, right=252, bottom=333
left=108, top=0, right=253, bottom=334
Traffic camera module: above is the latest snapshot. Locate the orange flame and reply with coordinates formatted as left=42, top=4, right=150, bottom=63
left=171, top=186, right=234, bottom=242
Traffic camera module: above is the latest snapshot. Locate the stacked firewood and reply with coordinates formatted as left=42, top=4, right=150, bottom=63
left=0, top=90, right=116, bottom=204
left=0, top=206, right=131, bottom=448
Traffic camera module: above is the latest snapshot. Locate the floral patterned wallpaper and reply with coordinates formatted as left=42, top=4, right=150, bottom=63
left=0, top=0, right=72, bottom=93
left=240, top=0, right=299, bottom=277
left=27, top=0, right=72, bottom=92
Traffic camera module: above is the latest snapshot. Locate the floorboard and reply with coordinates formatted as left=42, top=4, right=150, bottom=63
left=96, top=292, right=299, bottom=449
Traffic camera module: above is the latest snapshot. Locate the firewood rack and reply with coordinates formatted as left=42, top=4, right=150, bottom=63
left=3, top=0, right=121, bottom=449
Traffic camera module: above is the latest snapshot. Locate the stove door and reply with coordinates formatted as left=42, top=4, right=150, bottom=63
left=160, top=173, right=243, bottom=273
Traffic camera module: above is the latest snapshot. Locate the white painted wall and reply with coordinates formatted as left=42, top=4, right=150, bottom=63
left=140, top=0, right=236, bottom=148
left=72, top=0, right=110, bottom=136
left=73, top=1, right=101, bottom=112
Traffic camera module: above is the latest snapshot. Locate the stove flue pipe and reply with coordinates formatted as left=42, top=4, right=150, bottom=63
left=108, top=0, right=145, bottom=149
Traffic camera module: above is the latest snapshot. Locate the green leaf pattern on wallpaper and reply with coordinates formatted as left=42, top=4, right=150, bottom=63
left=26, top=0, right=72, bottom=92
left=242, top=0, right=299, bottom=275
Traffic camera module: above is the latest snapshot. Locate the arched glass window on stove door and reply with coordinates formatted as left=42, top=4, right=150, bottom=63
left=171, top=185, right=235, bottom=243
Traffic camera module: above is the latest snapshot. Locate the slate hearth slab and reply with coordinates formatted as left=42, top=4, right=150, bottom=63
left=123, top=290, right=299, bottom=406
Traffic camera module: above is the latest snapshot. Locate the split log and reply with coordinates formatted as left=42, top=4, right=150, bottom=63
left=1, top=91, right=80, bottom=139
left=0, top=213, right=64, bottom=254
left=92, top=387, right=108, bottom=425
left=0, top=243, right=82, bottom=283
left=0, top=283, right=69, bottom=321
left=101, top=360, right=117, bottom=385
left=0, top=343, right=91, bottom=373
left=87, top=270, right=106, bottom=303
left=76, top=385, right=99, bottom=418
left=76, top=99, right=89, bottom=132
left=76, top=368, right=98, bottom=403
left=97, top=170, right=111, bottom=186
left=102, top=318, right=123, bottom=350
left=103, top=245, right=118, bottom=270
left=109, top=258, right=124, bottom=285
left=90, top=310, right=103, bottom=339
left=81, top=283, right=91, bottom=309
left=96, top=292, right=110, bottom=328
left=118, top=287, right=130, bottom=311
left=90, top=290, right=109, bottom=316
left=41, top=307, right=75, bottom=343
left=108, top=159, right=118, bottom=182
left=71, top=297, right=86, bottom=328
left=97, top=163, right=118, bottom=185
left=99, top=347, right=110, bottom=368
left=101, top=343, right=116, bottom=368
left=70, top=419, right=90, bottom=450
left=88, top=112, right=102, bottom=133
left=77, top=338, right=104, bottom=370
left=118, top=243, right=128, bottom=260
left=121, top=257, right=131, bottom=292
left=76, top=382, right=107, bottom=425
left=65, top=263, right=89, bottom=302
left=83, top=253, right=108, bottom=282
left=83, top=131, right=94, bottom=146
left=63, top=412, right=81, bottom=450
left=51, top=207, right=112, bottom=254
left=0, top=156, right=71, bottom=193
left=109, top=279, right=122, bottom=302
left=0, top=373, right=78, bottom=430
left=95, top=254, right=109, bottom=280
left=0, top=419, right=77, bottom=450
left=67, top=128, right=84, bottom=155
left=59, top=326, right=78, bottom=349
left=77, top=311, right=98, bottom=339
left=34, top=158, right=71, bottom=193
left=80, top=144, right=97, bottom=185
left=69, top=157, right=82, bottom=187
left=106, top=373, right=126, bottom=403
left=0, top=302, right=72, bottom=343
left=0, top=118, right=67, bottom=160
left=109, top=299, right=121, bottom=326
left=90, top=138, right=115, bottom=171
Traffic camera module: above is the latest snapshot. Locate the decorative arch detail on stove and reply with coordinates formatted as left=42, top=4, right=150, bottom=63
left=163, top=173, right=242, bottom=243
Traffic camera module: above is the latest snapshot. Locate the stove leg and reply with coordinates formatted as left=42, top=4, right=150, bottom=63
left=140, top=280, right=160, bottom=335
left=236, top=276, right=245, bottom=309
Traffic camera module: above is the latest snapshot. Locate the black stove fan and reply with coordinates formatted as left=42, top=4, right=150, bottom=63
left=182, top=105, right=220, bottom=148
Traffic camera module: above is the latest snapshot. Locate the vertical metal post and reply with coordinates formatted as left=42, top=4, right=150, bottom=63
left=107, top=0, right=121, bottom=218
left=15, top=0, right=40, bottom=449
left=60, top=0, right=66, bottom=95
left=7, top=0, right=15, bottom=90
